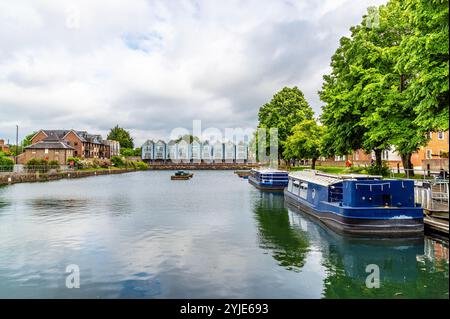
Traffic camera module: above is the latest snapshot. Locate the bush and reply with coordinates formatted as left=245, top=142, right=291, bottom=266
left=135, top=161, right=149, bottom=170
left=48, top=160, right=60, bottom=169
left=26, top=158, right=50, bottom=172
left=367, top=162, right=391, bottom=177
left=67, top=157, right=81, bottom=168
left=111, top=156, right=125, bottom=167
left=0, top=156, right=14, bottom=171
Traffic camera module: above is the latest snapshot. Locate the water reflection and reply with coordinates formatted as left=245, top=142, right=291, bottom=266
left=253, top=192, right=449, bottom=298
left=253, top=192, right=309, bottom=271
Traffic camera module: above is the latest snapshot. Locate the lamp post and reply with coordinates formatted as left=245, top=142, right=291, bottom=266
left=15, top=125, right=18, bottom=164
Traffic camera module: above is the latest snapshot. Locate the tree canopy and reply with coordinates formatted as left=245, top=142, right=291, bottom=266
left=107, top=125, right=134, bottom=149
left=283, top=119, right=324, bottom=169
left=258, top=87, right=314, bottom=161
left=319, top=0, right=447, bottom=171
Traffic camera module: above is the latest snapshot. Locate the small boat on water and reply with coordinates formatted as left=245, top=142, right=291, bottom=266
left=284, top=170, right=424, bottom=237
left=248, top=168, right=289, bottom=191
left=171, top=170, right=193, bottom=180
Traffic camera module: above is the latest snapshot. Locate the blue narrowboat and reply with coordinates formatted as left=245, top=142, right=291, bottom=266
left=284, top=170, right=424, bottom=237
left=248, top=168, right=289, bottom=191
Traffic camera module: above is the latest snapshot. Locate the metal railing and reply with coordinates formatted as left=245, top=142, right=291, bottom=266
left=390, top=168, right=450, bottom=181
left=415, top=179, right=449, bottom=212
left=0, top=165, right=72, bottom=174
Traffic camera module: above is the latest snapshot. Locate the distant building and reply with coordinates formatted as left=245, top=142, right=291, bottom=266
left=212, top=141, right=224, bottom=163
left=104, top=140, right=121, bottom=157
left=142, top=140, right=155, bottom=161
left=236, top=141, right=248, bottom=163
left=20, top=134, right=74, bottom=165
left=412, top=130, right=449, bottom=167
left=167, top=140, right=178, bottom=162
left=30, top=130, right=110, bottom=160
left=224, top=141, right=235, bottom=163
left=191, top=140, right=202, bottom=163
left=0, top=139, right=9, bottom=153
left=201, top=141, right=212, bottom=163
left=140, top=138, right=252, bottom=164
left=154, top=140, right=166, bottom=161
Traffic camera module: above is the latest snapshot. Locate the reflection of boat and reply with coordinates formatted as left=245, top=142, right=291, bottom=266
left=252, top=191, right=448, bottom=298
left=248, top=168, right=289, bottom=191
left=284, top=201, right=449, bottom=298
left=234, top=170, right=252, bottom=178
left=284, top=170, right=424, bottom=237
left=253, top=192, right=309, bottom=271
left=171, top=171, right=193, bottom=180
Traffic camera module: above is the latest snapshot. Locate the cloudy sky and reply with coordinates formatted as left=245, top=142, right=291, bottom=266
left=0, top=0, right=386, bottom=146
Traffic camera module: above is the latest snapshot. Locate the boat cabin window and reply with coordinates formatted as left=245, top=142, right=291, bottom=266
left=288, top=179, right=293, bottom=192
left=292, top=180, right=300, bottom=195
left=299, top=182, right=308, bottom=199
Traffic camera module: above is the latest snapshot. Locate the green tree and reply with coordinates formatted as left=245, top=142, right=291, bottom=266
left=22, top=132, right=36, bottom=148
left=107, top=125, right=134, bottom=149
left=397, top=0, right=449, bottom=132
left=283, top=119, right=325, bottom=169
left=258, top=87, right=314, bottom=162
left=320, top=1, right=431, bottom=172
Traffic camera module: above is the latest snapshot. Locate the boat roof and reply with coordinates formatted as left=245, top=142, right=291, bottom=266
left=251, top=168, right=288, bottom=174
left=289, top=170, right=382, bottom=187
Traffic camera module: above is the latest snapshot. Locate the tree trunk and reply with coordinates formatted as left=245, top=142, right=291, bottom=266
left=400, top=153, right=414, bottom=177
left=311, top=158, right=317, bottom=169
left=374, top=149, right=383, bottom=168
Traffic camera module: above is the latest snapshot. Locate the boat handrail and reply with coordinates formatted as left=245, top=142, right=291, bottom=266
left=355, top=182, right=391, bottom=191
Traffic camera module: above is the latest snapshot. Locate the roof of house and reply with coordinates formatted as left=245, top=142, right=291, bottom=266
left=25, top=140, right=74, bottom=150
left=34, top=129, right=105, bottom=144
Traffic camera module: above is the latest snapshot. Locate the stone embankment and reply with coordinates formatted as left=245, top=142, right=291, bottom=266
left=0, top=168, right=137, bottom=186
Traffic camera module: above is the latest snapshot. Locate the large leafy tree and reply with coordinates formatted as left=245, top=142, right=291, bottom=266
left=283, top=119, right=324, bottom=169
left=107, top=125, right=134, bottom=149
left=320, top=0, right=438, bottom=172
left=258, top=87, right=313, bottom=162
left=397, top=0, right=449, bottom=132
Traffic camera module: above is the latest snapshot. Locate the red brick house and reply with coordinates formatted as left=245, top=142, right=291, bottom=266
left=30, top=130, right=110, bottom=159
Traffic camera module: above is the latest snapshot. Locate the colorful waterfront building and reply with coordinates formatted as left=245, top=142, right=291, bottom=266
left=191, top=140, right=202, bottom=163
left=224, top=141, right=235, bottom=163
left=201, top=141, right=212, bottom=163
left=212, top=141, right=224, bottom=163
left=142, top=140, right=155, bottom=161
left=236, top=141, right=248, bottom=163
left=154, top=140, right=167, bottom=161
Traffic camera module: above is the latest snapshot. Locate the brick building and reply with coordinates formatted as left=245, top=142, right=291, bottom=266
left=30, top=130, right=111, bottom=159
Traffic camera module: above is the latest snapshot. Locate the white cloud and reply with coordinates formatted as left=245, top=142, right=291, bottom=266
left=0, top=0, right=386, bottom=145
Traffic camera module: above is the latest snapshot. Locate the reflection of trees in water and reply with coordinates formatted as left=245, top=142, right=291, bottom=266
left=253, top=192, right=309, bottom=272
left=321, top=237, right=449, bottom=299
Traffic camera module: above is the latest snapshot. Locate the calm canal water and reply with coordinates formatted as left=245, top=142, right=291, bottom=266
left=0, top=171, right=448, bottom=298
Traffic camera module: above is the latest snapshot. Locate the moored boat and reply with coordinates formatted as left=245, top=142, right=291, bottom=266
left=284, top=170, right=424, bottom=237
left=171, top=170, right=193, bottom=180
left=248, top=168, right=289, bottom=191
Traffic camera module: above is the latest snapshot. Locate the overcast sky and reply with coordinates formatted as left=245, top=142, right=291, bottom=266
left=0, top=0, right=386, bottom=146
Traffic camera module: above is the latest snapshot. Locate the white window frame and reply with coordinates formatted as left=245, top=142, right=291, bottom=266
left=426, top=149, right=432, bottom=159
left=437, top=131, right=444, bottom=140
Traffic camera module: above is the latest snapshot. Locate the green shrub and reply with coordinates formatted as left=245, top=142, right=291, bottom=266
left=48, top=160, right=60, bottom=169
left=26, top=158, right=49, bottom=172
left=367, top=162, right=391, bottom=177
left=136, top=161, right=149, bottom=170
left=111, top=155, right=125, bottom=167
left=0, top=156, right=14, bottom=171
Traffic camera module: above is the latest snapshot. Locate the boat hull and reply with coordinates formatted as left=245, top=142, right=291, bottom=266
left=248, top=176, right=286, bottom=191
left=284, top=190, right=424, bottom=237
